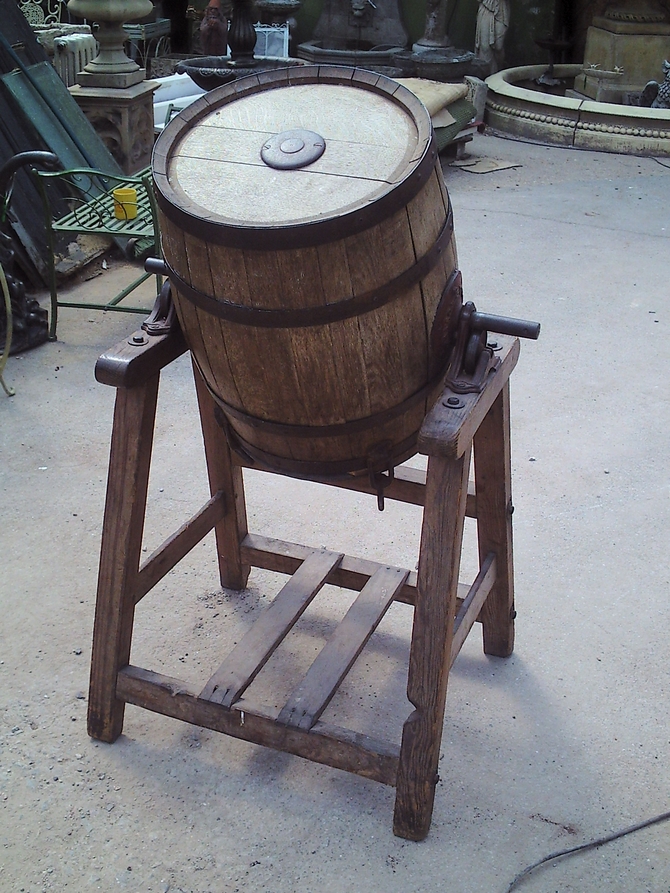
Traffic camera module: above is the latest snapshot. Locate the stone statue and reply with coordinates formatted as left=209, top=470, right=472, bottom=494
left=200, top=0, right=229, bottom=56
left=640, top=59, right=670, bottom=108
left=475, top=0, right=510, bottom=75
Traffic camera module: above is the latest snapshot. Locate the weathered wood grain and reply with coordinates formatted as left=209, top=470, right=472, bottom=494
left=450, top=552, right=496, bottom=664
left=474, top=383, right=515, bottom=657
left=117, top=665, right=399, bottom=785
left=232, top=456, right=478, bottom=516
left=278, top=565, right=408, bottom=729
left=393, top=450, right=471, bottom=840
left=200, top=549, right=343, bottom=707
left=192, top=362, right=250, bottom=590
left=88, top=375, right=159, bottom=743
left=418, top=337, right=520, bottom=459
left=134, top=490, right=227, bottom=603
left=239, top=531, right=471, bottom=611
left=94, top=326, right=187, bottom=390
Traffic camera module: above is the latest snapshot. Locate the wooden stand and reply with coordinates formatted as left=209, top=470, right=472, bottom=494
left=88, top=324, right=520, bottom=840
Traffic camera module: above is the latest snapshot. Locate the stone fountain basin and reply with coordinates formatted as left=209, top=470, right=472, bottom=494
left=485, top=64, right=670, bottom=156
left=176, top=56, right=304, bottom=91
left=297, top=40, right=404, bottom=67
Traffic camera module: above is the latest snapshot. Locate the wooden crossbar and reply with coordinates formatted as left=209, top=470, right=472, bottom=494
left=450, top=553, right=497, bottom=666
left=134, top=490, right=226, bottom=604
left=241, top=532, right=468, bottom=609
left=117, top=665, right=399, bottom=785
left=234, top=458, right=478, bottom=517
left=278, top=565, right=410, bottom=730
left=200, top=549, right=343, bottom=708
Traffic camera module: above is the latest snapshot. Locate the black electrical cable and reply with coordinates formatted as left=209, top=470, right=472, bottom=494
left=505, top=808, right=670, bottom=892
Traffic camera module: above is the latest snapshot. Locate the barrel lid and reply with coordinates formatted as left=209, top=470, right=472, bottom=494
left=153, top=66, right=436, bottom=250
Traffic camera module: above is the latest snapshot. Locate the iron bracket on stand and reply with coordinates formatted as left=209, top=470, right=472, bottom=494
left=444, top=300, right=540, bottom=394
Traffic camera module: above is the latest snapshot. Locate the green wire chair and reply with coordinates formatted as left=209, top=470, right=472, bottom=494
left=31, top=165, right=162, bottom=339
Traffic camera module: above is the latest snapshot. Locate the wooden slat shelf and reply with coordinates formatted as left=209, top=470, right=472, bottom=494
left=240, top=532, right=472, bottom=609
left=200, top=549, right=343, bottom=708
left=278, top=565, right=409, bottom=730
left=118, top=665, right=400, bottom=786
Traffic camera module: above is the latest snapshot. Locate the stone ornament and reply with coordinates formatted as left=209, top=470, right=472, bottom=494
left=641, top=59, right=670, bottom=108
left=475, top=0, right=509, bottom=75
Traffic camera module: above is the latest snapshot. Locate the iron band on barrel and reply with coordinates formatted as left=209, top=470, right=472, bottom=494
left=205, top=361, right=449, bottom=439
left=224, top=429, right=423, bottom=479
left=164, top=205, right=453, bottom=329
left=152, top=70, right=437, bottom=252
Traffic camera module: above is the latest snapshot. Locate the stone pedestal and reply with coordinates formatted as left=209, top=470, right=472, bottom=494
left=69, top=80, right=157, bottom=174
left=574, top=1, right=670, bottom=103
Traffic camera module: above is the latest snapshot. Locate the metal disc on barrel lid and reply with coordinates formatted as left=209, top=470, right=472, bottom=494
left=152, top=66, right=435, bottom=250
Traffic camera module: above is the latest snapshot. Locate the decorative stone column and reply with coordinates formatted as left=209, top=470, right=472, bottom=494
left=67, top=0, right=158, bottom=174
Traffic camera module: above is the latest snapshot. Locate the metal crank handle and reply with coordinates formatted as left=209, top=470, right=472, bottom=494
left=469, top=310, right=540, bottom=341
left=145, top=257, right=169, bottom=276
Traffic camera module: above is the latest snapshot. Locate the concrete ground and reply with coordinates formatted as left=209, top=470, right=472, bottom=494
left=1, top=131, right=669, bottom=893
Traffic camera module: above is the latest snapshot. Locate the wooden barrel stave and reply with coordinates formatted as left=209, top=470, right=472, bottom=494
left=162, top=225, right=220, bottom=393
left=160, top=172, right=458, bottom=468
left=180, top=232, right=243, bottom=410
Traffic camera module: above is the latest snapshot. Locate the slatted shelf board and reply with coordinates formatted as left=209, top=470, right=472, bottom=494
left=115, top=530, right=496, bottom=781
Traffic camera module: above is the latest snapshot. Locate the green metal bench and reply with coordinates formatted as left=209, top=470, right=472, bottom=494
left=31, top=165, right=162, bottom=339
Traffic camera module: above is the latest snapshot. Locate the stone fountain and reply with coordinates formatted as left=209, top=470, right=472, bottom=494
left=484, top=0, right=670, bottom=156
left=297, top=0, right=488, bottom=79
left=297, top=0, right=408, bottom=70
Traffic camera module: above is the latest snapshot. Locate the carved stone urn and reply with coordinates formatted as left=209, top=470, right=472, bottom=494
left=68, top=0, right=153, bottom=88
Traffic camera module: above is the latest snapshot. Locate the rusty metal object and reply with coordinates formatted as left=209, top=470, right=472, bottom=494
left=444, top=300, right=540, bottom=394
left=141, top=279, right=177, bottom=336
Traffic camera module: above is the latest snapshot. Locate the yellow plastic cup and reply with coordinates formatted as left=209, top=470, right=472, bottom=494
left=113, top=187, right=138, bottom=220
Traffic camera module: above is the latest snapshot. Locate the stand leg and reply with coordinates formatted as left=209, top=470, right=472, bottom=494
left=473, top=382, right=515, bottom=657
left=393, top=450, right=471, bottom=840
left=192, top=360, right=250, bottom=591
left=88, top=375, right=159, bottom=742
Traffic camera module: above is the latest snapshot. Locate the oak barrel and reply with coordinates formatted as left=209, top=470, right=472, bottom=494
left=153, top=66, right=461, bottom=477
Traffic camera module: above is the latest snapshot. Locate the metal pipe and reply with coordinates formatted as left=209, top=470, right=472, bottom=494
left=144, top=257, right=168, bottom=276
left=470, top=311, right=541, bottom=340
